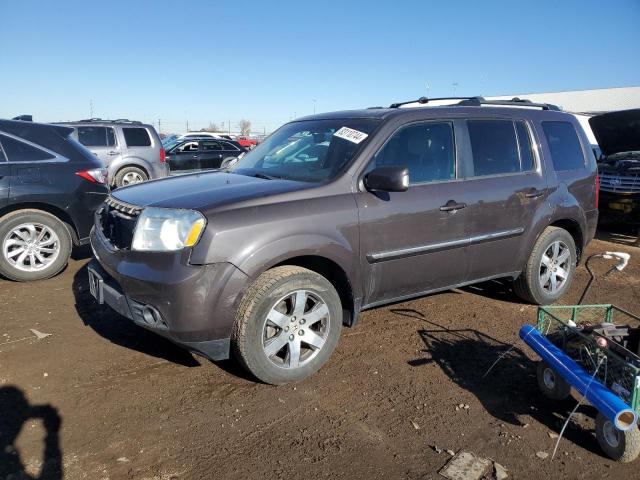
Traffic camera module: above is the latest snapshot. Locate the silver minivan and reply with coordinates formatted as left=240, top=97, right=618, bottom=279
left=58, top=119, right=169, bottom=187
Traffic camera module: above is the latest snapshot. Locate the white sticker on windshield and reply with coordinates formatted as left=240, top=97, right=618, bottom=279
left=333, top=127, right=368, bottom=144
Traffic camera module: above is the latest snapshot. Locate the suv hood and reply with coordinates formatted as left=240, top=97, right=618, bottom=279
left=589, top=108, right=640, bottom=156
left=111, top=171, right=310, bottom=210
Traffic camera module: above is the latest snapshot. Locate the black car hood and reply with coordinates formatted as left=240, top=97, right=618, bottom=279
left=589, top=108, right=640, bottom=157
left=111, top=171, right=309, bottom=210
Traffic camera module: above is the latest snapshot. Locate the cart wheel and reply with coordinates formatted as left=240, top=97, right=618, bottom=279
left=536, top=361, right=571, bottom=400
left=595, top=412, right=640, bottom=462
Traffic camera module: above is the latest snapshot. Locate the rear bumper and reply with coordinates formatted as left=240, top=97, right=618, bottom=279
left=89, top=226, right=250, bottom=360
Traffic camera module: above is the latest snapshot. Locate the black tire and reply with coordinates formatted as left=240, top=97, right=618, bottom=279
left=232, top=266, right=342, bottom=384
left=114, top=166, right=148, bottom=188
left=595, top=412, right=640, bottom=462
left=514, top=226, right=577, bottom=305
left=0, top=209, right=72, bottom=281
left=536, top=361, right=571, bottom=400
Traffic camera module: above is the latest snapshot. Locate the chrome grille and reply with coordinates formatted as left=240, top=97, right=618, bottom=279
left=598, top=173, right=640, bottom=193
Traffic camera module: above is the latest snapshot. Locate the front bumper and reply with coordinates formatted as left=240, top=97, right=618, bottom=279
left=89, top=226, right=249, bottom=360
left=599, top=191, right=640, bottom=225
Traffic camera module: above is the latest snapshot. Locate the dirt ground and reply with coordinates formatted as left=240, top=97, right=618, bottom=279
left=1, top=227, right=639, bottom=480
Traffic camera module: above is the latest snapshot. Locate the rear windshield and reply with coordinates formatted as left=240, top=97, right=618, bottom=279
left=231, top=118, right=380, bottom=183
left=123, top=127, right=152, bottom=147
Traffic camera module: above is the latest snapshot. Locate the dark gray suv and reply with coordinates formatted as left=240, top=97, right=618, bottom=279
left=87, top=97, right=599, bottom=384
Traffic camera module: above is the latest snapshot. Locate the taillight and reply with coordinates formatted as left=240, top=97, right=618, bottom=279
left=160, top=147, right=166, bottom=163
left=595, top=172, right=600, bottom=209
left=76, top=168, right=107, bottom=184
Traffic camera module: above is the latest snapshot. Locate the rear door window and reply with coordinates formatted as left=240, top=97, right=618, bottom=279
left=0, top=134, right=55, bottom=162
left=123, top=127, right=152, bottom=147
left=542, top=121, right=585, bottom=171
left=373, top=121, right=456, bottom=184
left=201, top=141, right=222, bottom=152
left=77, top=126, right=116, bottom=147
left=467, top=120, right=521, bottom=176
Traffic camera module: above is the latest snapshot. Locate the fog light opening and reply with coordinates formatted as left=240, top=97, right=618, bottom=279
left=142, top=305, right=162, bottom=326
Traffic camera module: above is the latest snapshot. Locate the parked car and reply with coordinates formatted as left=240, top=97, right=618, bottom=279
left=235, top=136, right=258, bottom=149
left=56, top=119, right=169, bottom=188
left=589, top=109, right=640, bottom=231
left=164, top=137, right=247, bottom=174
left=87, top=96, right=598, bottom=384
left=0, top=119, right=108, bottom=281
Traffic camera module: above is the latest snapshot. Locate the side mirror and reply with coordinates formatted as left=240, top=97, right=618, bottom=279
left=364, top=166, right=409, bottom=192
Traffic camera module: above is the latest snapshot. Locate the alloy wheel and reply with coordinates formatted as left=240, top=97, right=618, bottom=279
left=2, top=223, right=60, bottom=272
left=121, top=171, right=144, bottom=185
left=539, top=240, right=571, bottom=294
left=261, top=290, right=330, bottom=369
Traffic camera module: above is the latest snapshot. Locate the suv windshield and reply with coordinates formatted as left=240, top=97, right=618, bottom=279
left=231, top=118, right=380, bottom=182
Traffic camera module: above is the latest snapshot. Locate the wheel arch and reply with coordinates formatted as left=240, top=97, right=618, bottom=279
left=271, top=255, right=357, bottom=327
left=0, top=202, right=79, bottom=245
left=549, top=218, right=584, bottom=262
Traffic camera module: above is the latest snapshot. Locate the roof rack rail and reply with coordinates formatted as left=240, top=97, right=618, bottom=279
left=388, top=96, right=561, bottom=111
left=389, top=96, right=479, bottom=108
left=74, top=118, right=144, bottom=124
left=457, top=96, right=561, bottom=111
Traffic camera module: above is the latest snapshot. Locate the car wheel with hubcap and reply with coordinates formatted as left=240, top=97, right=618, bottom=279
left=114, top=166, right=148, bottom=188
left=233, top=266, right=342, bottom=384
left=514, top=226, right=577, bottom=305
left=0, top=209, right=72, bottom=281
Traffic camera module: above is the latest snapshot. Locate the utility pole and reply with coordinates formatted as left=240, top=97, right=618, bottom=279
left=313, top=99, right=317, bottom=115
left=89, top=99, right=93, bottom=118
left=452, top=82, right=459, bottom=96
left=228, top=120, right=231, bottom=135
left=158, top=118, right=162, bottom=134
left=186, top=119, right=189, bottom=132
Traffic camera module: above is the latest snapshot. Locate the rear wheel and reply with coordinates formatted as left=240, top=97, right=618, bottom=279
left=114, top=166, right=148, bottom=187
left=595, top=412, right=640, bottom=462
left=514, top=227, right=577, bottom=304
left=232, top=266, right=342, bottom=384
left=0, top=209, right=72, bottom=281
left=536, top=361, right=571, bottom=400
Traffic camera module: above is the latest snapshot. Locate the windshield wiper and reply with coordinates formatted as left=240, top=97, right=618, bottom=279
left=249, top=172, right=281, bottom=180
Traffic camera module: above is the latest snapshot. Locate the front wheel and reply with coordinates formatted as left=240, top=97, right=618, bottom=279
left=595, top=412, right=640, bottom=462
left=514, top=226, right=577, bottom=305
left=232, top=266, right=342, bottom=384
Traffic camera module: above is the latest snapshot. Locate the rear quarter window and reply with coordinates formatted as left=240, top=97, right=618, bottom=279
left=0, top=134, right=55, bottom=162
left=123, top=127, right=152, bottom=147
left=542, top=121, right=585, bottom=171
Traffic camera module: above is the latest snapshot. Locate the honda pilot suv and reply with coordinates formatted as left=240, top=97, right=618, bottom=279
left=88, top=97, right=599, bottom=384
left=57, top=119, right=169, bottom=188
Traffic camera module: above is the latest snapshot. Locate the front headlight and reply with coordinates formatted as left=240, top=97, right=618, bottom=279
left=132, top=207, right=206, bottom=252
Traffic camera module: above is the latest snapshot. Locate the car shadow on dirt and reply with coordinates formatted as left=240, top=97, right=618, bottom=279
left=458, top=278, right=529, bottom=305
left=72, top=263, right=200, bottom=367
left=395, top=308, right=603, bottom=457
left=0, top=385, right=62, bottom=480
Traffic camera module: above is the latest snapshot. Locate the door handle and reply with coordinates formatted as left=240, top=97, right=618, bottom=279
left=440, top=201, right=467, bottom=212
left=107, top=151, right=119, bottom=156
left=192, top=154, right=200, bottom=158
left=525, top=189, right=545, bottom=199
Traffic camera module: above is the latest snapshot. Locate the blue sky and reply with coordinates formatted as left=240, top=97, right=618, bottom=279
left=0, top=0, right=638, bottom=133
